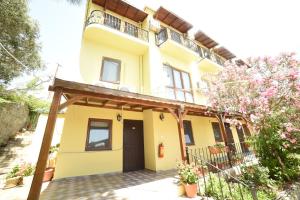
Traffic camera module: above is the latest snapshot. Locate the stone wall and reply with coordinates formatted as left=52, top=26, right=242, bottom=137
left=0, top=102, right=29, bottom=146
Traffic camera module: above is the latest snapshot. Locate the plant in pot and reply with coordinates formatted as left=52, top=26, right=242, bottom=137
left=4, top=163, right=34, bottom=189
left=43, top=143, right=60, bottom=182
left=4, top=165, right=23, bottom=189
left=177, top=162, right=199, bottom=198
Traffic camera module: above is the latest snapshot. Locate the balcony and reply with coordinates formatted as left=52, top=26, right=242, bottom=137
left=156, top=28, right=224, bottom=68
left=84, top=10, right=149, bottom=54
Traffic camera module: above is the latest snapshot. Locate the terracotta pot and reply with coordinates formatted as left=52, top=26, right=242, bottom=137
left=208, top=146, right=221, bottom=154
left=43, top=167, right=55, bottom=182
left=4, top=176, right=23, bottom=189
left=184, top=183, right=198, bottom=198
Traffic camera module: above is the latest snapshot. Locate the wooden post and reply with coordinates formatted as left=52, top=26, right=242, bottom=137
left=27, top=89, right=62, bottom=200
left=167, top=107, right=186, bottom=161
left=216, top=114, right=228, bottom=144
left=177, top=109, right=187, bottom=160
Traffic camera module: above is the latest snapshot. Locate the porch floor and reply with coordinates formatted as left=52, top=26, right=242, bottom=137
left=40, top=169, right=199, bottom=200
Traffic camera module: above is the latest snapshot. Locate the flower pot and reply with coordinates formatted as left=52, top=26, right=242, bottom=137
left=4, top=176, right=23, bottom=189
left=184, top=183, right=198, bottom=198
left=43, top=167, right=55, bottom=182
left=208, top=146, right=221, bottom=154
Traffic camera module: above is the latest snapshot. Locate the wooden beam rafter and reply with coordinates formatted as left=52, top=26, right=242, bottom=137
left=58, top=95, right=85, bottom=111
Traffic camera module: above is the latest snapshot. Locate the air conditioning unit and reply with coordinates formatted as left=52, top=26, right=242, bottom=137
left=196, top=80, right=209, bottom=94
left=149, top=18, right=161, bottom=33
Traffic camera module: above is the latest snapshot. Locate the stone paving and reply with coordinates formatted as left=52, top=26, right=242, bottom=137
left=40, top=170, right=200, bottom=200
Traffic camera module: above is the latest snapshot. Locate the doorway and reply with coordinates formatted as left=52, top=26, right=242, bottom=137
left=123, top=120, right=144, bottom=172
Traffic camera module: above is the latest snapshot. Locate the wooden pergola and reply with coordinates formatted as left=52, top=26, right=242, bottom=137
left=27, top=78, right=229, bottom=200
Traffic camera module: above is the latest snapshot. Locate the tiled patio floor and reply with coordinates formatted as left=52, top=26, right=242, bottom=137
left=40, top=170, right=199, bottom=200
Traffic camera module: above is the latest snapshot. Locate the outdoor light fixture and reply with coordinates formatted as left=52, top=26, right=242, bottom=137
left=159, top=113, right=165, bottom=121
left=117, top=113, right=122, bottom=122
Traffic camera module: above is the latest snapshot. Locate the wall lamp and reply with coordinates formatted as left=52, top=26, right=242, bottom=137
left=117, top=113, right=122, bottom=122
left=159, top=113, right=165, bottom=121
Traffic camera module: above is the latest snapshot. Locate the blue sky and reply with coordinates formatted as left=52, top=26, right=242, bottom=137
left=27, top=0, right=300, bottom=89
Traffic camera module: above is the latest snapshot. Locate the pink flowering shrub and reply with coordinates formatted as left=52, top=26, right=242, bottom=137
left=206, top=53, right=300, bottom=181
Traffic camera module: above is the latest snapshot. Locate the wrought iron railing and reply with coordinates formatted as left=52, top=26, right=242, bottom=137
left=86, top=10, right=149, bottom=42
left=155, top=28, right=224, bottom=66
left=186, top=142, right=257, bottom=172
left=186, top=142, right=259, bottom=199
left=193, top=156, right=259, bottom=200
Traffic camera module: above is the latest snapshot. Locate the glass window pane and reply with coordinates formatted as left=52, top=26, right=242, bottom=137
left=184, top=121, right=194, bottom=145
left=176, top=90, right=185, bottom=101
left=185, top=92, right=193, bottom=103
left=163, top=65, right=174, bottom=87
left=87, top=120, right=111, bottom=150
left=101, top=59, right=120, bottom=83
left=212, top=122, right=223, bottom=142
left=182, top=72, right=191, bottom=90
left=165, top=88, right=175, bottom=99
left=170, top=30, right=182, bottom=44
left=173, top=70, right=183, bottom=89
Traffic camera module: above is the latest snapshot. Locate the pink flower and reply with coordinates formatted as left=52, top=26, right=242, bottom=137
left=290, top=138, right=297, bottom=144
left=280, top=133, right=287, bottom=139
left=261, top=87, right=277, bottom=98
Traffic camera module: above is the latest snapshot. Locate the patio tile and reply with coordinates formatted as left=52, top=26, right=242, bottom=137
left=40, top=169, right=188, bottom=200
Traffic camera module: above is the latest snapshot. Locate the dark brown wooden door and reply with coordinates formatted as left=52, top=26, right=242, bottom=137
left=236, top=126, right=249, bottom=153
left=123, top=120, right=144, bottom=172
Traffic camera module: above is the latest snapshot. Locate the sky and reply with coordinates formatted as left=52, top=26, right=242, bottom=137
left=27, top=0, right=300, bottom=96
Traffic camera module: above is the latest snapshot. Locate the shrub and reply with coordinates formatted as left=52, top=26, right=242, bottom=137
left=240, top=164, right=273, bottom=187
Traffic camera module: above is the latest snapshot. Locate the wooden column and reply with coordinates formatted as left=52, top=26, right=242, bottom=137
left=177, top=110, right=186, bottom=160
left=216, top=114, right=228, bottom=144
left=27, top=89, right=62, bottom=200
left=168, top=107, right=187, bottom=160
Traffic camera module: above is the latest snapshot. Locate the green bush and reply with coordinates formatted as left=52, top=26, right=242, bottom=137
left=240, top=164, right=274, bottom=187
left=255, top=116, right=300, bottom=182
left=204, top=174, right=276, bottom=200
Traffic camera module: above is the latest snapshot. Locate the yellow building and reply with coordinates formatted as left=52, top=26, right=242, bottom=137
left=41, top=0, right=252, bottom=181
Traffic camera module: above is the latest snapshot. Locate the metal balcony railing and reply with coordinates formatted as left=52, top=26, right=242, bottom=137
left=86, top=10, right=149, bottom=42
left=186, top=142, right=259, bottom=199
left=155, top=28, right=225, bottom=66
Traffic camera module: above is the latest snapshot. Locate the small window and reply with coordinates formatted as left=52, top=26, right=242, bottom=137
left=86, top=119, right=112, bottom=151
left=100, top=57, right=121, bottom=83
left=242, top=124, right=251, bottom=137
left=212, top=122, right=223, bottom=142
left=183, top=121, right=195, bottom=145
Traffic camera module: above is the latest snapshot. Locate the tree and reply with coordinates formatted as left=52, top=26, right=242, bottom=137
left=0, top=0, right=42, bottom=84
left=206, top=53, right=300, bottom=181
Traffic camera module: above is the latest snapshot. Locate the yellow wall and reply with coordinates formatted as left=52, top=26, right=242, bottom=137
left=80, top=38, right=142, bottom=93
left=54, top=105, right=143, bottom=179
left=55, top=105, right=244, bottom=178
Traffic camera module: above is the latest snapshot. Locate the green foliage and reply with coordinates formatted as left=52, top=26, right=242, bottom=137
left=240, top=164, right=274, bottom=187
left=49, top=143, right=60, bottom=154
left=0, top=0, right=42, bottom=84
left=6, top=163, right=35, bottom=179
left=204, top=174, right=276, bottom=200
left=6, top=165, right=20, bottom=179
left=177, top=162, right=200, bottom=184
left=255, top=116, right=300, bottom=182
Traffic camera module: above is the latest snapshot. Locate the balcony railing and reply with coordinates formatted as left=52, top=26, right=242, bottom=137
left=86, top=10, right=149, bottom=42
left=155, top=28, right=225, bottom=66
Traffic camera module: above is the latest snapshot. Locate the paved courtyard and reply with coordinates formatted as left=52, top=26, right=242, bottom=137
left=40, top=170, right=198, bottom=200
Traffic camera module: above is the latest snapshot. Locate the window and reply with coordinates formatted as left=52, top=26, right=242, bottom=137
left=85, top=119, right=112, bottom=151
left=100, top=57, right=121, bottom=83
left=242, top=124, right=251, bottom=137
left=183, top=121, right=195, bottom=145
left=211, top=122, right=223, bottom=142
left=163, top=64, right=194, bottom=102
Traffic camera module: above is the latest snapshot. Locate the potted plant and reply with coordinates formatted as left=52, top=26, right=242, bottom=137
left=177, top=162, right=199, bottom=198
left=43, top=144, right=60, bottom=182
left=4, top=166, right=23, bottom=189
left=4, top=163, right=34, bottom=189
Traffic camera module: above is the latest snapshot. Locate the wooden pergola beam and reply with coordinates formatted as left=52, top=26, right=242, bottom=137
left=27, top=89, right=63, bottom=200
left=58, top=95, right=85, bottom=111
